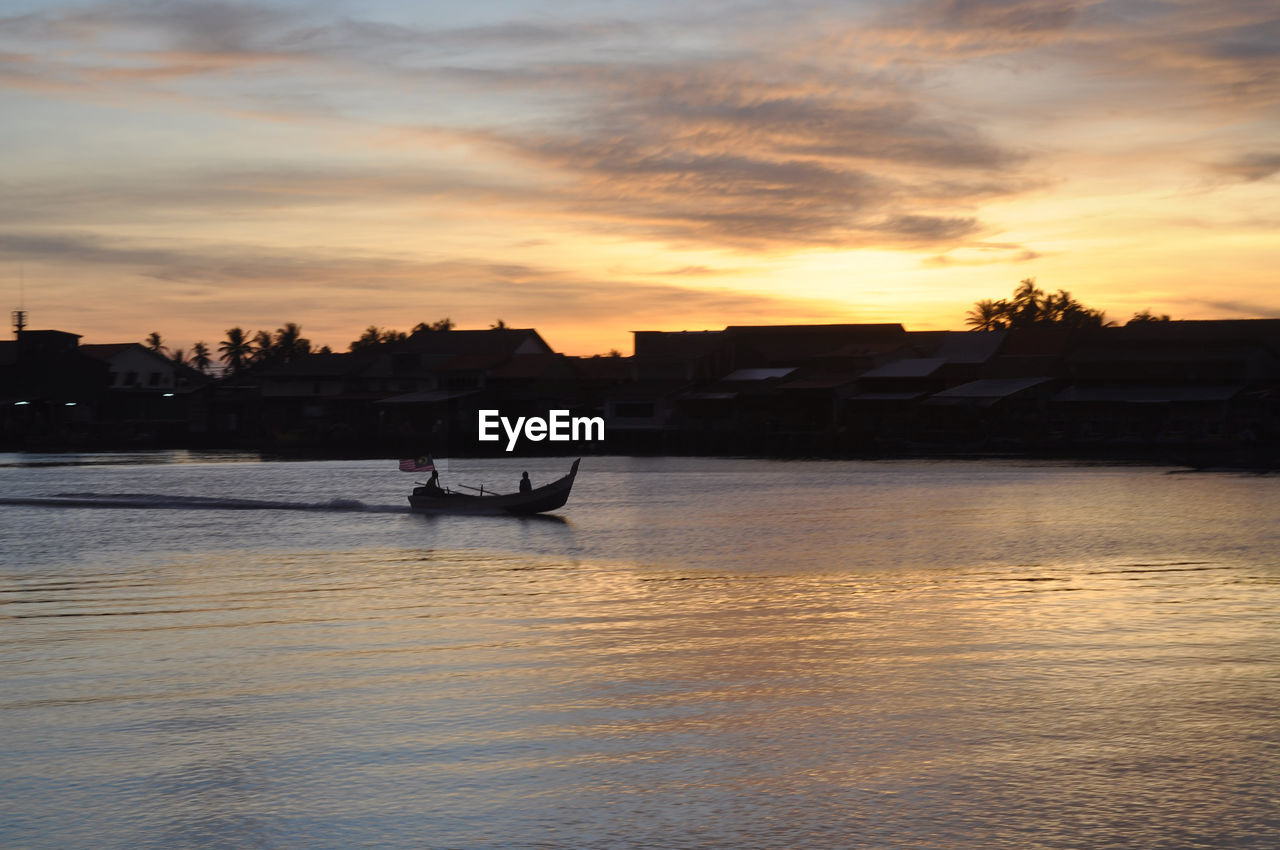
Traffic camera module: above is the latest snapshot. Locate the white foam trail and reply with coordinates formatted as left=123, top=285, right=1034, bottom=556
left=0, top=493, right=409, bottom=513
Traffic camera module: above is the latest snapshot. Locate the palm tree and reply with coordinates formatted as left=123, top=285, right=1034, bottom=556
left=250, top=329, right=273, bottom=364
left=966, top=280, right=1111, bottom=330
left=412, top=318, right=454, bottom=333
left=1008, top=278, right=1043, bottom=328
left=190, top=341, right=212, bottom=373
left=272, top=323, right=311, bottom=363
left=219, top=327, right=253, bottom=375
left=1128, top=309, right=1171, bottom=324
left=965, top=299, right=1007, bottom=331
left=144, top=331, right=167, bottom=354
left=350, top=325, right=384, bottom=351
left=352, top=326, right=411, bottom=350
left=489, top=319, right=507, bottom=330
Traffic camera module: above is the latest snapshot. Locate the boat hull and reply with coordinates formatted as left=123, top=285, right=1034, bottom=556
left=407, top=459, right=580, bottom=515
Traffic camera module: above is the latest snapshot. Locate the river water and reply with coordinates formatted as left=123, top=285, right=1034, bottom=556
left=2, top=453, right=1278, bottom=849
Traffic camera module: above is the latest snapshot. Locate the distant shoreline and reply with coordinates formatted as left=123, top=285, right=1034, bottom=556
left=5, top=437, right=1278, bottom=472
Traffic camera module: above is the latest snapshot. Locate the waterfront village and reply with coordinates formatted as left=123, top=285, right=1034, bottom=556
left=3, top=316, right=1280, bottom=464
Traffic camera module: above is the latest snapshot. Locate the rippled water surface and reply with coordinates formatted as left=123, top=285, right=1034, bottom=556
left=2, top=453, right=1279, bottom=848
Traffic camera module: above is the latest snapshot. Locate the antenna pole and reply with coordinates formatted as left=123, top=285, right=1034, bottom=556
left=13, top=262, right=26, bottom=340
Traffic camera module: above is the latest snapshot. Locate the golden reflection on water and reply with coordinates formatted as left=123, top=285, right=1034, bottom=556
left=7, top=545, right=1279, bottom=848
left=3, top=459, right=1279, bottom=848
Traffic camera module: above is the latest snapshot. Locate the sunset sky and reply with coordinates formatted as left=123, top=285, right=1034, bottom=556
left=2, top=0, right=1277, bottom=355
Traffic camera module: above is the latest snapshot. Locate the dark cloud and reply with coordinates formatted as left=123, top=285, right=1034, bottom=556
left=442, top=56, right=1033, bottom=249
left=867, top=0, right=1084, bottom=56
left=0, top=1, right=1036, bottom=252
left=1182, top=297, right=1280, bottom=318
left=870, top=214, right=980, bottom=242
left=867, top=0, right=1280, bottom=113
left=327, top=16, right=647, bottom=56
left=922, top=242, right=1041, bottom=266
left=1211, top=152, right=1280, bottom=182
left=7, top=0, right=1272, bottom=259
left=81, top=1, right=297, bottom=55
left=0, top=165, right=504, bottom=226
left=1054, top=3, right=1279, bottom=108
left=2, top=0, right=648, bottom=69
left=580, top=79, right=1019, bottom=170
left=0, top=230, right=197, bottom=268
left=6, top=78, right=1030, bottom=252
left=916, top=0, right=1080, bottom=36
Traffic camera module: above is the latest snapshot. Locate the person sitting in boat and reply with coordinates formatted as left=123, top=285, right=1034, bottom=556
left=424, top=470, right=444, bottom=495
left=519, top=471, right=532, bottom=493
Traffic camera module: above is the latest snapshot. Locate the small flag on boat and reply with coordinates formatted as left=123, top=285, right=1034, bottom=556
left=399, top=455, right=435, bottom=473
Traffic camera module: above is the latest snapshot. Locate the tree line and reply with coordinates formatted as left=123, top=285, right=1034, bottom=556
left=965, top=279, right=1170, bottom=331
left=346, top=317, right=507, bottom=350
left=145, top=323, right=320, bottom=376
left=141, top=279, right=1174, bottom=376
left=144, top=318, right=501, bottom=375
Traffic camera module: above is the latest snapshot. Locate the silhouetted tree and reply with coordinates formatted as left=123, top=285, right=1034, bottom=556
left=965, top=299, right=1007, bottom=331
left=271, top=323, right=311, bottom=363
left=144, top=331, right=167, bottom=354
left=966, top=279, right=1110, bottom=330
left=351, top=325, right=383, bottom=351
left=190, top=341, right=212, bottom=373
left=219, top=327, right=253, bottom=375
left=489, top=319, right=507, bottom=329
left=1007, top=278, right=1042, bottom=327
left=249, top=330, right=273, bottom=364
left=412, top=318, right=454, bottom=333
left=1041, top=288, right=1108, bottom=329
left=350, top=326, right=407, bottom=351
left=1128, top=309, right=1172, bottom=324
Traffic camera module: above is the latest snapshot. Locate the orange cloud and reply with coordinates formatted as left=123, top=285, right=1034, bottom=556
left=0, top=228, right=847, bottom=353
left=2, top=0, right=1277, bottom=346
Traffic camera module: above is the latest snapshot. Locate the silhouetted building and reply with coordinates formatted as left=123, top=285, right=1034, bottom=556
left=631, top=330, right=730, bottom=381
left=622, top=324, right=915, bottom=447
left=723, top=323, right=907, bottom=370
left=1050, top=321, right=1280, bottom=448
left=242, top=328, right=572, bottom=451
left=6, top=317, right=1280, bottom=460
left=1, top=329, right=109, bottom=446
left=78, top=343, right=211, bottom=444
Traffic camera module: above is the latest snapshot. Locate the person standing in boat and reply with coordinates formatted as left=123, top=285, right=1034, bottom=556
left=519, top=471, right=532, bottom=493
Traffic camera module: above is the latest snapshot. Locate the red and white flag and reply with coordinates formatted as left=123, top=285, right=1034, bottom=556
left=398, top=455, right=435, bottom=473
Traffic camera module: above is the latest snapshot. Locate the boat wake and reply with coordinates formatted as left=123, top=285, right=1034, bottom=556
left=0, top=493, right=409, bottom=513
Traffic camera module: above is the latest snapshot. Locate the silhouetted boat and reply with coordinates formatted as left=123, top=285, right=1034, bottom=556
left=408, top=459, right=580, bottom=515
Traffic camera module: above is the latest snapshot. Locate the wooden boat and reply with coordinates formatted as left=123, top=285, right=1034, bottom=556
left=408, top=459, right=580, bottom=515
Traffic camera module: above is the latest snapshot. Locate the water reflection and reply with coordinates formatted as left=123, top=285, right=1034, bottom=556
left=0, top=450, right=263, bottom=468
left=410, top=511, right=571, bottom=526
left=2, top=458, right=1278, bottom=848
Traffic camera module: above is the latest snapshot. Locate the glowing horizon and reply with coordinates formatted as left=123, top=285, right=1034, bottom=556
left=2, top=0, right=1277, bottom=356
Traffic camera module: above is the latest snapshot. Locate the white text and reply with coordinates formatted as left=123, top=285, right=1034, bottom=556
left=478, top=409, right=605, bottom=451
